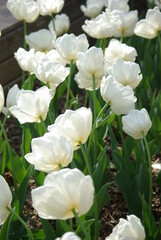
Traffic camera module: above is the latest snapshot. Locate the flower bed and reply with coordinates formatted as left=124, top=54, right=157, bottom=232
left=0, top=0, right=161, bottom=240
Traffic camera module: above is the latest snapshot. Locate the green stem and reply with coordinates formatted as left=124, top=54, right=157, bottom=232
left=66, top=60, right=74, bottom=109
left=7, top=207, right=34, bottom=240
left=64, top=80, right=75, bottom=99
left=40, top=116, right=47, bottom=134
left=69, top=218, right=73, bottom=231
left=87, top=103, right=108, bottom=156
left=58, top=163, right=63, bottom=170
left=51, top=13, right=56, bottom=32
left=120, top=31, right=124, bottom=43
left=72, top=208, right=91, bottom=240
left=92, top=74, right=97, bottom=164
left=84, top=91, right=89, bottom=107
left=79, top=142, right=93, bottom=178
left=142, top=133, right=152, bottom=220
left=94, top=195, right=99, bottom=240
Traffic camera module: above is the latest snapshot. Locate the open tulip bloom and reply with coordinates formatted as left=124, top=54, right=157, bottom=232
left=37, top=0, right=65, bottom=16
left=9, top=86, right=54, bottom=124
left=48, top=107, right=92, bottom=149
left=25, top=132, right=73, bottom=173
left=134, top=6, right=161, bottom=39
left=31, top=168, right=94, bottom=220
left=80, top=0, right=104, bottom=18
left=105, top=215, right=145, bottom=240
left=56, top=232, right=81, bottom=240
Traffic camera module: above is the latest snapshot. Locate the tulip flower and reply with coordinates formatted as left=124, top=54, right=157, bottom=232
left=100, top=75, right=136, bottom=115
left=111, top=9, right=138, bottom=37
left=80, top=0, right=104, bottom=18
left=0, top=175, right=12, bottom=225
left=54, top=33, right=89, bottom=64
left=82, top=10, right=118, bottom=39
left=56, top=232, right=81, bottom=240
left=14, top=48, right=35, bottom=73
left=0, top=84, right=4, bottom=113
left=7, top=0, right=39, bottom=23
left=31, top=55, right=69, bottom=89
left=103, top=0, right=129, bottom=12
left=48, top=107, right=92, bottom=150
left=134, top=7, right=161, bottom=39
left=75, top=47, right=104, bottom=90
left=2, top=84, right=20, bottom=116
left=104, top=39, right=137, bottom=70
left=31, top=168, right=94, bottom=219
left=25, top=132, right=73, bottom=173
left=105, top=215, right=145, bottom=240
left=107, top=58, right=142, bottom=89
left=9, top=86, right=54, bottom=124
left=48, top=14, right=70, bottom=36
left=37, top=0, right=64, bottom=16
left=25, top=29, right=56, bottom=52
left=122, top=108, right=152, bottom=139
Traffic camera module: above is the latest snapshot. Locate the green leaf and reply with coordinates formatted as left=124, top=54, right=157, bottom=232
left=16, top=165, right=33, bottom=215
left=33, top=230, right=46, bottom=240
left=41, top=219, right=56, bottom=240
left=96, top=183, right=110, bottom=216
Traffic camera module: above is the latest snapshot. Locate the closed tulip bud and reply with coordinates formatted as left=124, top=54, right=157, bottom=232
left=10, top=86, right=54, bottom=124
left=75, top=47, right=104, bottom=90
left=37, top=0, right=64, bottom=16
left=80, top=0, right=104, bottom=18
left=48, top=107, right=92, bottom=150
left=100, top=75, right=136, bottom=115
left=0, top=175, right=12, bottom=225
left=134, top=7, right=161, bottom=39
left=7, top=0, right=39, bottom=23
left=48, top=14, right=70, bottom=36
left=14, top=48, right=35, bottom=73
left=31, top=168, right=94, bottom=220
left=0, top=85, right=4, bottom=113
left=122, top=108, right=152, bottom=139
left=105, top=215, right=145, bottom=240
left=25, top=29, right=56, bottom=52
left=104, top=39, right=137, bottom=70
left=25, top=132, right=73, bottom=173
left=2, top=84, right=20, bottom=116
left=56, top=232, right=81, bottom=240
left=108, top=58, right=142, bottom=89
left=54, top=33, right=89, bottom=64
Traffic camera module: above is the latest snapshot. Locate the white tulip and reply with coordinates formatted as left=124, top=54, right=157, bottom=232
left=48, top=107, right=92, bottom=149
left=75, top=72, right=101, bottom=91
left=100, top=75, right=136, bottom=115
left=56, top=232, right=81, bottom=240
left=31, top=168, right=94, bottom=219
left=48, top=14, right=70, bottom=36
left=122, top=108, right=152, bottom=139
left=104, top=39, right=137, bottom=70
left=2, top=84, right=20, bottom=116
left=37, top=0, right=64, bottom=16
left=54, top=33, right=89, bottom=64
left=134, top=7, right=161, bottom=39
left=0, top=85, right=4, bottom=113
left=7, top=0, right=39, bottom=22
left=105, top=215, right=145, bottom=240
left=31, top=55, right=69, bottom=89
left=25, top=132, right=73, bottom=173
left=82, top=10, right=118, bottom=39
left=0, top=175, right=12, bottom=225
left=80, top=0, right=104, bottom=18
left=155, top=0, right=161, bottom=9
left=108, top=58, right=142, bottom=89
left=25, top=29, right=56, bottom=52
left=111, top=10, right=138, bottom=37
left=104, top=0, right=129, bottom=12
left=75, top=47, right=104, bottom=90
left=9, top=86, right=54, bottom=124
left=14, top=48, right=35, bottom=73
